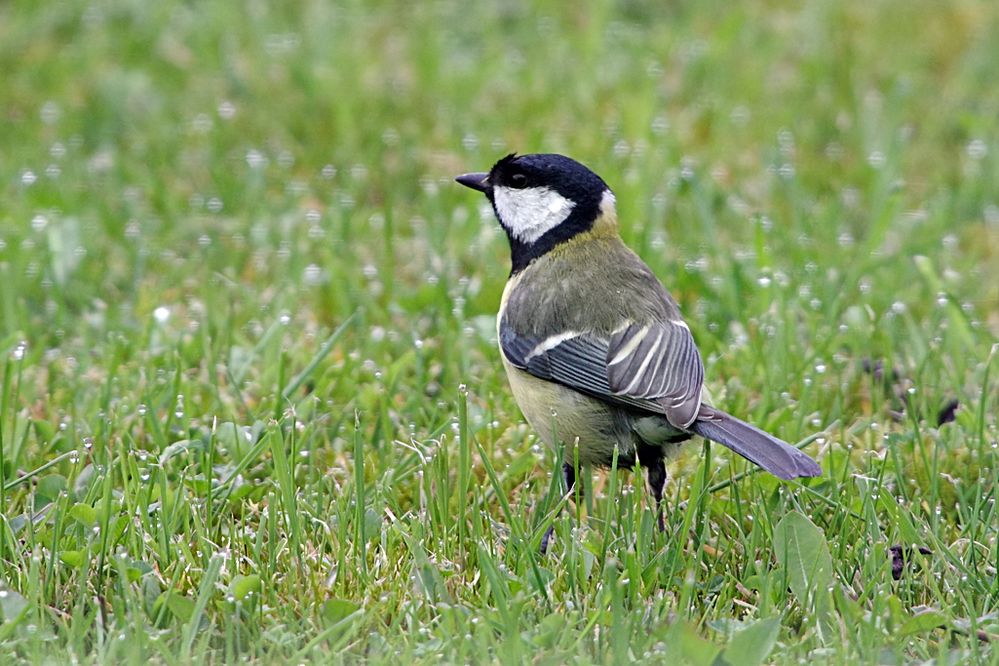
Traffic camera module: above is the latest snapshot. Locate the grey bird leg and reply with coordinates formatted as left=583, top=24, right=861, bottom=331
left=540, top=462, right=576, bottom=555
left=645, top=458, right=667, bottom=532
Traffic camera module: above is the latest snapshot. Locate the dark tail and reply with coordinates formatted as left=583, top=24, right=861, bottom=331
left=690, top=405, right=821, bottom=480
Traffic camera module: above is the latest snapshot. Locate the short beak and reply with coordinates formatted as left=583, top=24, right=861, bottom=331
left=455, top=172, right=490, bottom=193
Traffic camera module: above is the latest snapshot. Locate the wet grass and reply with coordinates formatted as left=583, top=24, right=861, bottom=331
left=1, top=0, right=998, bottom=663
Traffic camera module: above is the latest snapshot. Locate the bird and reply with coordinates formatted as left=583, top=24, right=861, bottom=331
left=455, top=153, right=821, bottom=552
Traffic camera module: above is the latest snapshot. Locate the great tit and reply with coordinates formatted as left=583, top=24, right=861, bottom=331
left=456, top=153, right=821, bottom=550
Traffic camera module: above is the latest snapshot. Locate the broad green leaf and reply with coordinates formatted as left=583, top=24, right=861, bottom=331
left=36, top=473, right=66, bottom=501
left=227, top=482, right=262, bottom=502
left=900, top=609, right=948, bottom=636
left=774, top=511, right=833, bottom=597
left=321, top=599, right=360, bottom=626
left=166, top=593, right=195, bottom=622
left=531, top=613, right=566, bottom=649
left=60, top=550, right=86, bottom=568
left=159, top=439, right=205, bottom=464
left=723, top=617, right=781, bottom=666
left=0, top=586, right=28, bottom=622
left=182, top=478, right=212, bottom=494
left=125, top=559, right=153, bottom=583
left=229, top=574, right=261, bottom=602
left=69, top=503, right=97, bottom=525
left=216, top=422, right=254, bottom=460
left=8, top=515, right=27, bottom=534
left=33, top=419, right=57, bottom=444
left=664, top=621, right=721, bottom=666
left=773, top=511, right=835, bottom=642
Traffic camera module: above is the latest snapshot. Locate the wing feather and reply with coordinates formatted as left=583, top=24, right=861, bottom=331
left=500, top=324, right=667, bottom=415
left=500, top=315, right=704, bottom=428
left=606, top=321, right=703, bottom=427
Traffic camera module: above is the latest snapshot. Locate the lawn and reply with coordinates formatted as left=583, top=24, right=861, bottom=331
left=1, top=0, right=998, bottom=663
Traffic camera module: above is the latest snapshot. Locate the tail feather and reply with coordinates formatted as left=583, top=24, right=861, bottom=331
left=690, top=406, right=821, bottom=480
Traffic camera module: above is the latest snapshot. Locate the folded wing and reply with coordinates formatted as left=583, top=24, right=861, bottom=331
left=500, top=317, right=704, bottom=428
left=500, top=318, right=821, bottom=480
left=606, top=321, right=703, bottom=427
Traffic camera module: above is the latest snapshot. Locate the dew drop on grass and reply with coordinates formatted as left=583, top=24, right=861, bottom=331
left=11, top=341, right=26, bottom=361
left=191, top=113, right=212, bottom=133
left=966, top=139, right=987, bottom=160
left=303, top=264, right=322, bottom=285
left=153, top=306, right=170, bottom=323
left=245, top=149, right=267, bottom=169
left=218, top=100, right=236, bottom=119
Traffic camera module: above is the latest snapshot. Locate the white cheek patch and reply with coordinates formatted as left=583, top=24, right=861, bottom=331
left=599, top=189, right=616, bottom=217
left=493, top=185, right=576, bottom=244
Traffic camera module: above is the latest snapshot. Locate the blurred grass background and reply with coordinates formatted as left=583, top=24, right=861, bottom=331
left=1, top=0, right=998, bottom=662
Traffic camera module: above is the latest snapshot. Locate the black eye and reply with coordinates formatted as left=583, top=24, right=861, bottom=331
left=509, top=173, right=528, bottom=189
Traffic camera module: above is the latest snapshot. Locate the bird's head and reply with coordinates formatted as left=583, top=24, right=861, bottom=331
left=456, top=153, right=617, bottom=272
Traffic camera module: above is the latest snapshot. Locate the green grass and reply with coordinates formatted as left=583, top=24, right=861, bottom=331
left=1, top=0, right=998, bottom=662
